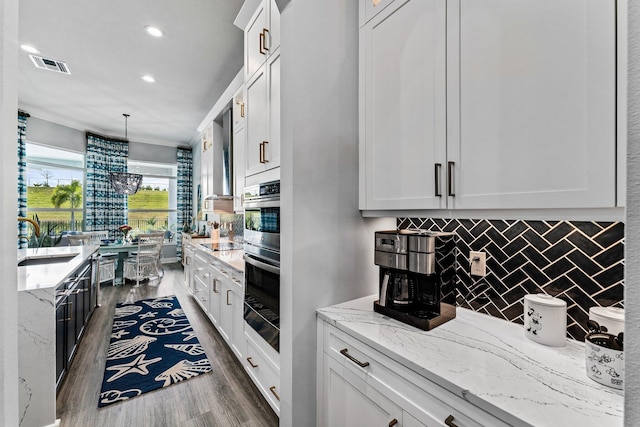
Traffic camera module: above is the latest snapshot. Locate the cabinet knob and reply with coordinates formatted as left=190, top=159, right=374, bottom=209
left=445, top=415, right=459, bottom=427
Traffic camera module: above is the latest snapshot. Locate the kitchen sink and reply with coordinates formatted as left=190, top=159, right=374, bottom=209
left=18, top=255, right=77, bottom=267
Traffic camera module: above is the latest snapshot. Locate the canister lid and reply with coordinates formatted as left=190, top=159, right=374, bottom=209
left=524, top=293, right=566, bottom=307
left=589, top=306, right=625, bottom=323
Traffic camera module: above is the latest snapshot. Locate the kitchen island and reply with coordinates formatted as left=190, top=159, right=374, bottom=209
left=18, top=245, right=99, bottom=427
left=317, top=295, right=623, bottom=427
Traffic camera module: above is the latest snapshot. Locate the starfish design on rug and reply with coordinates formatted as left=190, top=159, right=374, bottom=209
left=106, top=353, right=162, bottom=383
left=111, top=330, right=129, bottom=340
left=139, top=311, right=158, bottom=319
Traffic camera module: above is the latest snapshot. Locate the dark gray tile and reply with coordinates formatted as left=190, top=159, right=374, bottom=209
left=543, top=222, right=575, bottom=244
left=503, top=253, right=527, bottom=272
left=523, top=229, right=551, bottom=251
left=522, top=246, right=551, bottom=269
left=566, top=268, right=603, bottom=296
left=504, top=237, right=528, bottom=256
left=543, top=240, right=575, bottom=260
left=573, top=221, right=605, bottom=237
left=504, top=222, right=528, bottom=240
left=594, top=243, right=624, bottom=269
left=567, top=250, right=604, bottom=276
left=489, top=220, right=510, bottom=232
left=542, top=258, right=574, bottom=279
left=485, top=227, right=509, bottom=247
left=528, top=221, right=551, bottom=235
left=521, top=262, right=549, bottom=287
left=593, top=263, right=624, bottom=288
left=594, top=222, right=624, bottom=248
left=567, top=231, right=603, bottom=256
left=470, top=220, right=491, bottom=237
left=593, top=282, right=624, bottom=307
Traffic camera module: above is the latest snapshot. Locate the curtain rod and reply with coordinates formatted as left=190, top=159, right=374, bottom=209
left=86, top=131, right=128, bottom=143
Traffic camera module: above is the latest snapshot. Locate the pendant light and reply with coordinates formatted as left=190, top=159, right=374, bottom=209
left=109, top=113, right=143, bottom=195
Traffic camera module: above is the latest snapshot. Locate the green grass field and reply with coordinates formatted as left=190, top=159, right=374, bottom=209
left=27, top=186, right=169, bottom=223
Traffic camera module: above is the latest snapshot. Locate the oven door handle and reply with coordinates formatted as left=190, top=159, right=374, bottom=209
left=243, top=254, right=280, bottom=275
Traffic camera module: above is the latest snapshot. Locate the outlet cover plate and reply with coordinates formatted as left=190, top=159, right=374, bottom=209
left=470, top=251, right=487, bottom=277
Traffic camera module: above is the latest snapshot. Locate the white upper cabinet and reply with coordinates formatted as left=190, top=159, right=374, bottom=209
left=233, top=86, right=246, bottom=212
left=359, top=0, right=447, bottom=210
left=448, top=0, right=616, bottom=210
left=245, top=0, right=280, bottom=81
left=359, top=0, right=619, bottom=212
left=246, top=50, right=281, bottom=178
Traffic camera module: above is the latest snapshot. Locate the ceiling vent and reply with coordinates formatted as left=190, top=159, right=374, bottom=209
left=28, top=55, right=70, bottom=74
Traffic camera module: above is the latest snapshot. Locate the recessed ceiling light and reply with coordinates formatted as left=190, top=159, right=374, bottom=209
left=142, top=75, right=156, bottom=83
left=145, top=26, right=163, bottom=37
left=20, top=44, right=40, bottom=54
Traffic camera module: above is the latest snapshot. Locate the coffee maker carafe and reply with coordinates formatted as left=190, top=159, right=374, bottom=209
left=374, top=230, right=456, bottom=330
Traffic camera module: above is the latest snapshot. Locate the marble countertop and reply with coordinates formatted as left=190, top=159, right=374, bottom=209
left=17, top=245, right=99, bottom=291
left=188, top=238, right=245, bottom=273
left=317, top=295, right=623, bottom=427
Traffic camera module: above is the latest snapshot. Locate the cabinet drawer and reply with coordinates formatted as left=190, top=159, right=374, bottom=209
left=193, top=275, right=210, bottom=312
left=325, top=325, right=509, bottom=427
left=245, top=331, right=280, bottom=413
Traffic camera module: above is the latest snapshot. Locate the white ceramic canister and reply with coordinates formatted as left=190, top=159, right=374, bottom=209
left=585, top=331, right=624, bottom=390
left=523, top=293, right=567, bottom=347
left=589, top=306, right=625, bottom=336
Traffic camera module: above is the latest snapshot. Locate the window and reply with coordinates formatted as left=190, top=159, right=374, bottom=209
left=127, top=160, right=177, bottom=234
left=26, top=143, right=85, bottom=233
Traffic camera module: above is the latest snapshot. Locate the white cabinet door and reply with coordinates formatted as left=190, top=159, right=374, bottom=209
left=246, top=65, right=268, bottom=177
left=360, top=0, right=447, bottom=210
left=218, top=280, right=233, bottom=343
left=245, top=1, right=267, bottom=80
left=245, top=0, right=279, bottom=81
left=245, top=50, right=280, bottom=178
left=233, top=86, right=245, bottom=131
left=265, top=50, right=281, bottom=170
left=209, top=275, right=221, bottom=326
left=447, top=0, right=616, bottom=209
left=323, top=354, right=403, bottom=427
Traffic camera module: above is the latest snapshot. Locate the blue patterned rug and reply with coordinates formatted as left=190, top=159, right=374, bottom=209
left=98, top=295, right=212, bottom=407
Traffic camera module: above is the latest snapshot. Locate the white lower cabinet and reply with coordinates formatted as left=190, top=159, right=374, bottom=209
left=318, top=320, right=510, bottom=427
left=244, top=326, right=280, bottom=415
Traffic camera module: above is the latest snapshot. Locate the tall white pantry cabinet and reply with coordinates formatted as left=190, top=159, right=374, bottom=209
left=359, top=0, right=618, bottom=212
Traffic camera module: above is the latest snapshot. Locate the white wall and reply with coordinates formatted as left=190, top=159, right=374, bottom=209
left=0, top=0, right=20, bottom=425
left=625, top=0, right=640, bottom=425
left=279, top=1, right=394, bottom=425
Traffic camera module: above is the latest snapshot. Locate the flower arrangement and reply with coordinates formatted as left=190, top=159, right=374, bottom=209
left=118, top=225, right=132, bottom=239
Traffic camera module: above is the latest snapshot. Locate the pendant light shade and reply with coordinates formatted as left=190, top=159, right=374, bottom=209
left=109, top=114, right=143, bottom=195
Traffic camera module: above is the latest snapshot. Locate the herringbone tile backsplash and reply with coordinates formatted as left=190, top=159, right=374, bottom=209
left=397, top=218, right=624, bottom=341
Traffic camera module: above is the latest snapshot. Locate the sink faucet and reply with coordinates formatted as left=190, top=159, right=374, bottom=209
left=18, top=217, right=41, bottom=238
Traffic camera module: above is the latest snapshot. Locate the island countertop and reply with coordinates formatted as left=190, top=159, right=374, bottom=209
left=17, top=245, right=99, bottom=291
left=317, top=295, right=623, bottom=427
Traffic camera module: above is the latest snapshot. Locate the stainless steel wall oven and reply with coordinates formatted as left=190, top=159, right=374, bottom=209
left=243, top=180, right=280, bottom=352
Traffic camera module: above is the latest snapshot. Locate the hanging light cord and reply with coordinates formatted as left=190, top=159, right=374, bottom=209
left=123, top=113, right=130, bottom=141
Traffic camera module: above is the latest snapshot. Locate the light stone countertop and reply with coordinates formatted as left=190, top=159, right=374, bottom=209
left=188, top=238, right=245, bottom=273
left=17, top=245, right=99, bottom=291
left=317, top=295, right=623, bottom=427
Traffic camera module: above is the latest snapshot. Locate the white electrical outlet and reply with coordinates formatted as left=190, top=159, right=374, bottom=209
left=470, top=251, right=487, bottom=277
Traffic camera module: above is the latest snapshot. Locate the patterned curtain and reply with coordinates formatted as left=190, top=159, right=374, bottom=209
left=85, top=133, right=129, bottom=239
left=17, top=112, right=29, bottom=248
left=176, top=147, right=193, bottom=257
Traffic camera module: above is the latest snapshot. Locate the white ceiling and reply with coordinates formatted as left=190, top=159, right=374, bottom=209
left=18, top=0, right=245, bottom=147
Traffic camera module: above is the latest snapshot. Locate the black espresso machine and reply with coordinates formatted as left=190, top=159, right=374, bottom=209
left=373, top=230, right=457, bottom=330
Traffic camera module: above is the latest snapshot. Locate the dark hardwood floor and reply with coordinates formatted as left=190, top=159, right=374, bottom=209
left=56, top=263, right=279, bottom=427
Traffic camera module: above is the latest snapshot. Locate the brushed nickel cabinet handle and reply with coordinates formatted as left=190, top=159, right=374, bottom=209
left=259, top=31, right=266, bottom=55
left=247, top=357, right=259, bottom=368
left=263, top=28, right=270, bottom=51
left=435, top=163, right=442, bottom=197
left=445, top=415, right=459, bottom=427
left=447, top=161, right=455, bottom=197
left=269, top=386, right=280, bottom=401
left=262, top=141, right=269, bottom=162
left=212, top=278, right=219, bottom=293
left=388, top=419, right=398, bottom=427
left=259, top=142, right=265, bottom=163
left=340, top=348, right=370, bottom=368
left=226, top=289, right=231, bottom=305
left=238, top=101, right=245, bottom=117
